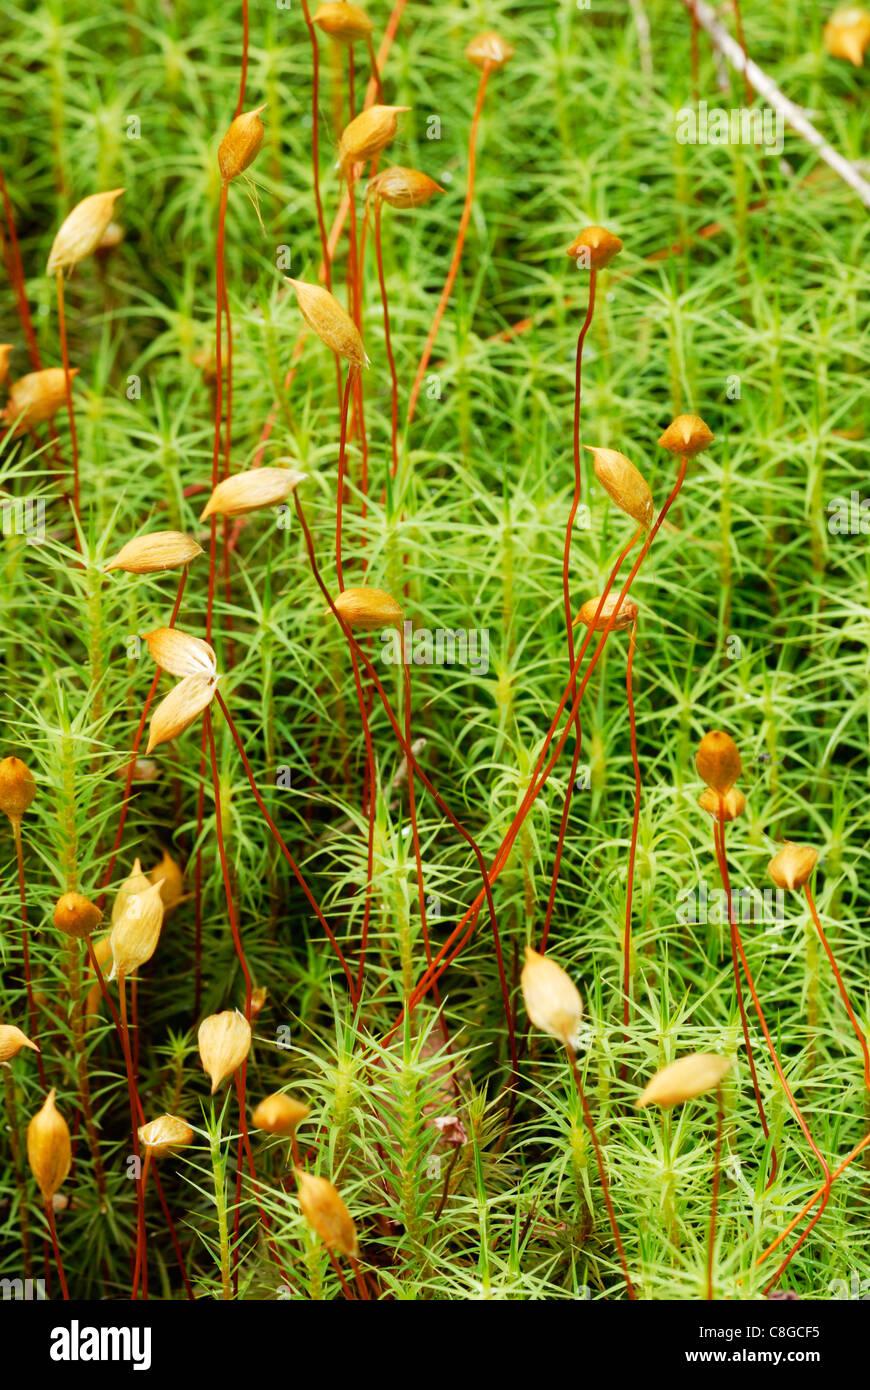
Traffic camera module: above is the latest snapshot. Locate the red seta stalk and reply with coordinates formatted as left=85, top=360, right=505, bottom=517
left=707, top=1085, right=723, bottom=1300
left=398, top=460, right=690, bottom=1027
left=804, top=881, right=870, bottom=1090
left=567, top=1045, right=636, bottom=1298
left=373, top=196, right=400, bottom=478
left=221, top=280, right=235, bottom=668
left=234, top=1072, right=294, bottom=1287
left=540, top=269, right=596, bottom=955
left=204, top=706, right=254, bottom=1293
left=0, top=166, right=43, bottom=370
left=55, top=271, right=80, bottom=522
left=131, top=1148, right=151, bottom=1299
left=713, top=819, right=832, bottom=1285
left=204, top=708, right=253, bottom=1014
left=86, top=938, right=194, bottom=1299
left=689, top=1, right=700, bottom=105
left=622, top=615, right=642, bottom=1047
left=757, top=1129, right=870, bottom=1274
left=300, top=0, right=333, bottom=291
left=45, top=1200, right=69, bottom=1300
left=118, top=973, right=148, bottom=1299
left=213, top=688, right=356, bottom=997
left=406, top=62, right=491, bottom=427
left=253, top=0, right=408, bottom=459
left=345, top=172, right=370, bottom=524
left=193, top=177, right=230, bottom=1012
left=731, top=0, right=753, bottom=104
left=712, top=811, right=777, bottom=1185
left=293, top=495, right=514, bottom=1069
left=349, top=641, right=377, bottom=1003
left=402, top=662, right=437, bottom=999
left=98, top=567, right=188, bottom=906
left=335, top=370, right=356, bottom=589
left=236, top=0, right=249, bottom=116
left=12, top=820, right=47, bottom=1088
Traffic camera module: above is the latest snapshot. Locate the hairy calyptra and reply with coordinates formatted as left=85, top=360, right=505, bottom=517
left=218, top=106, right=266, bottom=182
left=636, top=1054, right=732, bottom=1108
left=2, top=367, right=77, bottom=432
left=252, top=1092, right=310, bottom=1135
left=108, top=881, right=165, bottom=980
left=521, top=947, right=583, bottom=1045
left=46, top=190, right=125, bottom=274
left=146, top=674, right=219, bottom=754
left=138, top=1115, right=194, bottom=1155
left=585, top=445, right=654, bottom=527
left=27, top=1090, right=71, bottom=1200
left=200, top=465, right=306, bottom=519
left=198, top=1010, right=252, bottom=1093
left=286, top=279, right=368, bottom=367
left=295, top=1169, right=359, bottom=1257
left=0, top=1023, right=40, bottom=1062
left=331, top=586, right=403, bottom=629
left=105, top=531, right=203, bottom=574
left=338, top=105, right=409, bottom=170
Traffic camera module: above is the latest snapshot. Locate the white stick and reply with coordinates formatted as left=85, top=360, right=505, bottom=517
left=683, top=0, right=870, bottom=208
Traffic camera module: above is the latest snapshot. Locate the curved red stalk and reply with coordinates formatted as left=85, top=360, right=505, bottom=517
left=293, top=495, right=513, bottom=1067
left=55, top=271, right=80, bottom=523
left=566, top=1045, right=635, bottom=1298
left=118, top=975, right=148, bottom=1299
left=690, top=1, right=700, bottom=104
left=335, top=370, right=355, bottom=590
left=365, top=35, right=382, bottom=102
left=45, top=1200, right=69, bottom=1300
left=373, top=197, right=400, bottom=478
left=804, top=881, right=870, bottom=1090
left=712, top=812, right=777, bottom=1186
left=300, top=0, right=333, bottom=290
left=214, top=688, right=357, bottom=998
left=85, top=939, right=194, bottom=1298
left=204, top=708, right=253, bottom=1013
left=98, top=567, right=188, bottom=906
left=757, top=1130, right=870, bottom=1272
left=221, top=279, right=235, bottom=667
left=345, top=162, right=370, bottom=525
left=541, top=267, right=595, bottom=956
left=349, top=642, right=377, bottom=1003
left=236, top=0, right=249, bottom=116
left=12, top=821, right=47, bottom=1088
left=621, top=615, right=642, bottom=1051
left=732, top=0, right=753, bottom=104
left=402, top=663, right=436, bottom=994
left=207, top=182, right=229, bottom=643
left=204, top=705, right=253, bottom=1294
left=713, top=821, right=832, bottom=1287
left=398, top=459, right=689, bottom=1025
left=707, top=1085, right=723, bottom=1300
left=253, top=0, right=408, bottom=458
left=540, top=530, right=639, bottom=962
left=406, top=62, right=491, bottom=428
left=0, top=166, right=43, bottom=370
left=193, top=177, right=230, bottom=1013
left=131, top=1148, right=151, bottom=1299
